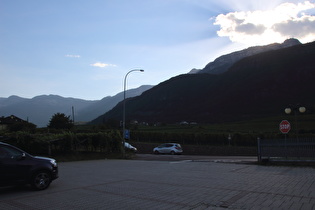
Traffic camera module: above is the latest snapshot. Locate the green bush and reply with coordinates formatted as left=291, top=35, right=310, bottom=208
left=1, top=130, right=122, bottom=157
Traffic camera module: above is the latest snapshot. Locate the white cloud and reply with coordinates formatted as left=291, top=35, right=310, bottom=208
left=90, top=62, right=117, bottom=68
left=273, top=15, right=315, bottom=38
left=214, top=1, right=315, bottom=45
left=65, top=54, right=81, bottom=58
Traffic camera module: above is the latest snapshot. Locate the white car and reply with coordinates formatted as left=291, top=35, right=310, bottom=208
left=124, top=142, right=137, bottom=152
left=153, top=143, right=183, bottom=155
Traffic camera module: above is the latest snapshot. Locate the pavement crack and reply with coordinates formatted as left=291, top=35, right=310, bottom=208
left=1, top=200, right=41, bottom=210
left=219, top=191, right=249, bottom=208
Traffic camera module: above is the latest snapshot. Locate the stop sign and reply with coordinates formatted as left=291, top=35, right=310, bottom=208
left=279, top=120, right=291, bottom=134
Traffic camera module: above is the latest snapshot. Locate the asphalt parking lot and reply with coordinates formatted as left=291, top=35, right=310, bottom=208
left=1, top=155, right=315, bottom=209
left=134, top=154, right=258, bottom=163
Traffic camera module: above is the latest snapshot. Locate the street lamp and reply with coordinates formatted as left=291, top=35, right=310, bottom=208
left=122, top=69, right=144, bottom=158
left=284, top=105, right=306, bottom=140
left=285, top=107, right=306, bottom=115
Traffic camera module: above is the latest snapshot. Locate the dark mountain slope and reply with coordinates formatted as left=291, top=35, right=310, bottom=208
left=93, top=41, right=315, bottom=124
left=209, top=42, right=315, bottom=121
left=76, top=85, right=153, bottom=122
left=194, top=38, right=301, bottom=74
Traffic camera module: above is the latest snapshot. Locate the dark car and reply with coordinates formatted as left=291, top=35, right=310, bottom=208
left=0, top=142, right=58, bottom=190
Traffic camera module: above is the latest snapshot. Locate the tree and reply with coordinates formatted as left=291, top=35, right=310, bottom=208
left=48, top=113, right=73, bottom=129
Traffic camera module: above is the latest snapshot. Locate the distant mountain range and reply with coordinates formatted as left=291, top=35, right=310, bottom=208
left=0, top=85, right=153, bottom=127
left=92, top=39, right=315, bottom=124
left=3, top=38, right=314, bottom=127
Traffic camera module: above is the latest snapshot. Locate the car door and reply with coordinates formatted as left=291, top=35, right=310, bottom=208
left=164, top=143, right=173, bottom=153
left=157, top=144, right=167, bottom=153
left=0, top=145, right=19, bottom=185
left=0, top=146, right=9, bottom=185
left=0, top=145, right=30, bottom=185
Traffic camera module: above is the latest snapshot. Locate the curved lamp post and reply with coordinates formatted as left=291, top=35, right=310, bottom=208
left=122, top=69, right=144, bottom=158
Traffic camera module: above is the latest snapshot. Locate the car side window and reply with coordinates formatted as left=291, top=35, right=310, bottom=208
left=0, top=147, right=10, bottom=159
left=0, top=146, right=23, bottom=159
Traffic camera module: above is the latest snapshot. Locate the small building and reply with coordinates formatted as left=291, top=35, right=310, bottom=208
left=0, top=115, right=28, bottom=130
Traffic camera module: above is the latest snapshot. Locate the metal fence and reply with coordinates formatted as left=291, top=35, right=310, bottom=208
left=257, top=138, right=315, bottom=162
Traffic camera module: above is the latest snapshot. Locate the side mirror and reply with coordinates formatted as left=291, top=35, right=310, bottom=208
left=16, top=153, right=26, bottom=160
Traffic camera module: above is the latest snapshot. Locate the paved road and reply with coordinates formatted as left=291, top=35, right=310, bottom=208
left=134, top=154, right=258, bottom=163
left=0, top=155, right=315, bottom=209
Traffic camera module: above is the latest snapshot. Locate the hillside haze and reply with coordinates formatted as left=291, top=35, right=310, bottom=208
left=0, top=85, right=153, bottom=127
left=93, top=40, right=315, bottom=124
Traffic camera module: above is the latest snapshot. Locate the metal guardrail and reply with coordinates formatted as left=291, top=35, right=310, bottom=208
left=257, top=138, right=315, bottom=162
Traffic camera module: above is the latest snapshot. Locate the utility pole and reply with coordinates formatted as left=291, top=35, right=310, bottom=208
left=72, top=106, right=75, bottom=124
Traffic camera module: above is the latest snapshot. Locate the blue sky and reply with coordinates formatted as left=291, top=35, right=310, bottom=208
left=1, top=0, right=315, bottom=100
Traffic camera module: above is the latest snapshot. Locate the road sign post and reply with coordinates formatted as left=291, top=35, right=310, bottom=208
left=280, top=120, right=291, bottom=159
left=124, top=129, right=130, bottom=140
left=279, top=120, right=291, bottom=134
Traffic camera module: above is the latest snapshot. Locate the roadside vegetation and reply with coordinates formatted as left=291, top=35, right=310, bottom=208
left=1, top=113, right=315, bottom=161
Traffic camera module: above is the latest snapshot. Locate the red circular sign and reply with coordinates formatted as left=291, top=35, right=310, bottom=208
left=279, top=120, right=291, bottom=134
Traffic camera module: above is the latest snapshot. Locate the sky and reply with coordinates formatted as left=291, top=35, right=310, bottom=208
left=1, top=0, right=315, bottom=100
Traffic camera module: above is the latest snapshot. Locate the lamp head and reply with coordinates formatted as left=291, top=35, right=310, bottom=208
left=285, top=108, right=292, bottom=114
left=299, top=106, right=306, bottom=113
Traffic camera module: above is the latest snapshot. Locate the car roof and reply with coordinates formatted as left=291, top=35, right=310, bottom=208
left=0, top=141, right=30, bottom=153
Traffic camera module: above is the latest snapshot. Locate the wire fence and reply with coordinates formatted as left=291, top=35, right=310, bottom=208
left=257, top=138, right=315, bottom=162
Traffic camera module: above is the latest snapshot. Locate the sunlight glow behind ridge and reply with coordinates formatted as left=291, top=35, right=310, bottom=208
left=214, top=1, right=315, bottom=46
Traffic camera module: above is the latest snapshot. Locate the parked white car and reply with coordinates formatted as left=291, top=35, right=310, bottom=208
left=153, top=143, right=183, bottom=155
left=124, top=142, right=137, bottom=153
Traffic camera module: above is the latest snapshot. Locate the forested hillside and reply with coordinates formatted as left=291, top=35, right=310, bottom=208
left=93, top=41, right=315, bottom=125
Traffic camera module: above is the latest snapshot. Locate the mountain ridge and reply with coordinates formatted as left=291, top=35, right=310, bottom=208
left=0, top=85, right=153, bottom=127
left=93, top=40, right=315, bottom=124
left=2, top=38, right=311, bottom=127
left=190, top=38, right=302, bottom=75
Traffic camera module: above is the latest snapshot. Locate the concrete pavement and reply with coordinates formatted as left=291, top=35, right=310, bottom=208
left=133, top=154, right=258, bottom=163
left=0, top=156, right=314, bottom=209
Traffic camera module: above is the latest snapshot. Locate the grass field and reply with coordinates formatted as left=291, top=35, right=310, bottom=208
left=135, top=114, right=315, bottom=136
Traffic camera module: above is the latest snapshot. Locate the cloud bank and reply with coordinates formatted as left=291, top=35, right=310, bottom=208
left=65, top=54, right=81, bottom=58
left=214, top=1, right=315, bottom=45
left=90, top=62, right=117, bottom=68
